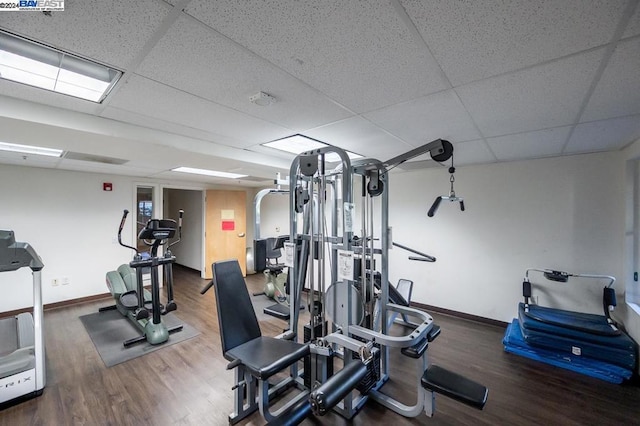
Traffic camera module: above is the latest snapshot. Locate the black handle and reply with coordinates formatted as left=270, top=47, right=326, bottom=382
left=427, top=196, right=442, bottom=217
left=117, top=209, right=138, bottom=253
left=460, top=200, right=465, bottom=211
left=200, top=279, right=214, bottom=295
left=118, top=209, right=129, bottom=235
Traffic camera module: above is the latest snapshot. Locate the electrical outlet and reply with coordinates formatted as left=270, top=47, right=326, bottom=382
left=276, top=226, right=281, bottom=233
left=52, top=278, right=59, bottom=287
left=61, top=277, right=70, bottom=286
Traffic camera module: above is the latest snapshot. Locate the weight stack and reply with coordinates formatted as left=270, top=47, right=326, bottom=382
left=350, top=341, right=380, bottom=394
left=304, top=321, right=334, bottom=388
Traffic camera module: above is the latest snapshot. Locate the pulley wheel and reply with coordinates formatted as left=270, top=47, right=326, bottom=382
left=431, top=140, right=453, bottom=163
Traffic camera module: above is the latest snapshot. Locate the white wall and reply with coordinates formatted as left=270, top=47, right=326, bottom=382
left=258, top=192, right=291, bottom=239
left=0, top=164, right=136, bottom=312
left=388, top=151, right=625, bottom=323
left=164, top=188, right=203, bottom=271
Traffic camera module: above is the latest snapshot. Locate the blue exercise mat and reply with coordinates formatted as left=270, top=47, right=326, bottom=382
left=517, top=304, right=637, bottom=370
left=519, top=303, right=619, bottom=336
left=503, top=319, right=633, bottom=384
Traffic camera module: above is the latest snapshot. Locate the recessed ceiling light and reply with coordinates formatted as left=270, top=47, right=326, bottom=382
left=324, top=150, right=363, bottom=163
left=171, top=167, right=247, bottom=179
left=262, top=134, right=328, bottom=154
left=262, top=134, right=362, bottom=162
left=0, top=30, right=122, bottom=103
left=0, top=141, right=63, bottom=157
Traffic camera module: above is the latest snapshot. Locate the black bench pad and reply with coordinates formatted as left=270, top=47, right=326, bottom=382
left=401, top=324, right=441, bottom=358
left=421, top=365, right=488, bottom=410
left=226, top=336, right=310, bottom=380
left=264, top=303, right=290, bottom=320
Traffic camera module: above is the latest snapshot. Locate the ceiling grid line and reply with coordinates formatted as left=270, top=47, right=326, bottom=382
left=181, top=12, right=360, bottom=120
left=96, top=0, right=192, bottom=115
left=390, top=0, right=497, bottom=161
left=560, top=0, right=640, bottom=154
left=0, top=1, right=639, bottom=180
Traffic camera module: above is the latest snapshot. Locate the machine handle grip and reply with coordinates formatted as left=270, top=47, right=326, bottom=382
left=178, top=209, right=184, bottom=227
left=119, top=210, right=129, bottom=234
left=200, top=279, right=214, bottom=295
left=117, top=209, right=138, bottom=254
left=460, top=200, right=465, bottom=211
left=427, top=196, right=442, bottom=217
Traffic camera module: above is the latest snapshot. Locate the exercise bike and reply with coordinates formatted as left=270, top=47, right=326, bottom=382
left=101, top=209, right=184, bottom=347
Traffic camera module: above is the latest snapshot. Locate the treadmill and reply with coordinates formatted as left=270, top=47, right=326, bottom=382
left=0, top=230, right=45, bottom=408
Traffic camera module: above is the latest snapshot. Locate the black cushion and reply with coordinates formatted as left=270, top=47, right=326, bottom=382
left=212, top=260, right=261, bottom=355
left=401, top=337, right=429, bottom=359
left=264, top=303, right=290, bottom=320
left=226, top=336, right=310, bottom=380
left=421, top=365, right=488, bottom=410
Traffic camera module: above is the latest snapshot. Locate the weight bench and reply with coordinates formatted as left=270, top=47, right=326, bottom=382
left=397, top=322, right=487, bottom=415
left=202, top=260, right=311, bottom=424
left=421, top=365, right=488, bottom=413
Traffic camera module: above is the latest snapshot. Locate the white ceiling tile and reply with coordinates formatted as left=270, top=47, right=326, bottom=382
left=300, top=116, right=412, bottom=161
left=100, top=106, right=242, bottom=148
left=451, top=139, right=496, bottom=166
left=487, top=127, right=572, bottom=161
left=0, top=0, right=171, bottom=68
left=184, top=0, right=448, bottom=113
left=0, top=80, right=103, bottom=116
left=623, top=6, right=640, bottom=38
left=456, top=48, right=604, bottom=137
left=108, top=74, right=292, bottom=147
left=363, top=90, right=482, bottom=145
left=0, top=151, right=61, bottom=168
left=57, top=160, right=156, bottom=177
left=581, top=37, right=640, bottom=122
left=135, top=15, right=352, bottom=130
left=401, top=0, right=626, bottom=86
left=565, top=116, right=640, bottom=154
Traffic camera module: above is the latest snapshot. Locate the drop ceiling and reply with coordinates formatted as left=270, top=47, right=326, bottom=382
left=0, top=0, right=638, bottom=185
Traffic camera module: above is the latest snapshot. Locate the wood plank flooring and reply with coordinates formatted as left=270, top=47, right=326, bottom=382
left=1, top=265, right=639, bottom=425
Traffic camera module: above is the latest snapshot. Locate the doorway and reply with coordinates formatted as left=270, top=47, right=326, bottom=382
left=163, top=188, right=204, bottom=273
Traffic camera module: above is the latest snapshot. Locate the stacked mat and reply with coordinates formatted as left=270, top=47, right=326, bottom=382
left=503, top=303, right=637, bottom=384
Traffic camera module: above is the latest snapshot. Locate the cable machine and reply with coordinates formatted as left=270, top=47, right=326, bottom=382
left=282, top=139, right=487, bottom=421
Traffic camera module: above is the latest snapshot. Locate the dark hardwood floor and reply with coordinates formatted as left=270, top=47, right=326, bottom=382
left=1, top=265, right=639, bottom=425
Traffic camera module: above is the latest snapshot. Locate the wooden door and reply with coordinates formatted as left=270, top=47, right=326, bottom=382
left=205, top=190, right=247, bottom=278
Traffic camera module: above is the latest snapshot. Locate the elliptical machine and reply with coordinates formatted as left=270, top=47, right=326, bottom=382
left=101, top=209, right=184, bottom=347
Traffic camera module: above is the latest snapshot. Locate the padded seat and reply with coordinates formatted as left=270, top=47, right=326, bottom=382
left=212, top=260, right=309, bottom=379
left=227, top=336, right=309, bottom=380
left=421, top=365, right=488, bottom=410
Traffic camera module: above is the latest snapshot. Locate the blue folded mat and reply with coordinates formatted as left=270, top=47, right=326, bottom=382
left=503, top=319, right=633, bottom=384
left=517, top=303, right=637, bottom=370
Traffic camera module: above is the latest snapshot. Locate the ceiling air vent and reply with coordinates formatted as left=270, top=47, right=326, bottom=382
left=63, top=151, right=128, bottom=165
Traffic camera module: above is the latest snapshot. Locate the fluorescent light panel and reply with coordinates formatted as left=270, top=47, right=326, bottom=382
left=262, top=134, right=328, bottom=154
left=0, top=31, right=121, bottom=103
left=0, top=141, right=63, bottom=157
left=172, top=167, right=247, bottom=179
left=262, top=134, right=362, bottom=162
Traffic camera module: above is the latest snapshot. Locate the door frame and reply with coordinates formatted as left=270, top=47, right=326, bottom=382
left=158, top=183, right=208, bottom=278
